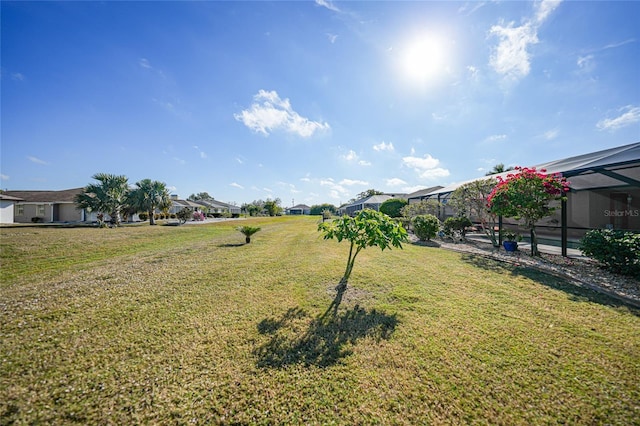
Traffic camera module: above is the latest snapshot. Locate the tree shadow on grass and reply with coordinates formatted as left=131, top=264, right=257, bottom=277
left=217, top=243, right=245, bottom=247
left=254, top=287, right=399, bottom=368
left=459, top=253, right=640, bottom=314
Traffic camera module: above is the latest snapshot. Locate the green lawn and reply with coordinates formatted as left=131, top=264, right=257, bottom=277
left=1, top=216, right=638, bottom=424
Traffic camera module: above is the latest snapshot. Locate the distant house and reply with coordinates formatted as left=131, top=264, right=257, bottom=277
left=168, top=197, right=205, bottom=215
left=287, top=204, right=311, bottom=215
left=0, top=194, right=23, bottom=224
left=196, top=199, right=242, bottom=215
left=340, top=193, right=407, bottom=216
left=3, top=188, right=86, bottom=223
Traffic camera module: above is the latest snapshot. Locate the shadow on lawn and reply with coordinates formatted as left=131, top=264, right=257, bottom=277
left=254, top=287, right=399, bottom=368
left=460, top=253, right=639, bottom=313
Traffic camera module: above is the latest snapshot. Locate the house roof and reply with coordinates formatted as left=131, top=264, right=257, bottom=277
left=173, top=199, right=203, bottom=208
left=0, top=194, right=23, bottom=201
left=406, top=186, right=444, bottom=199
left=195, top=199, right=241, bottom=210
left=343, top=194, right=394, bottom=208
left=289, top=204, right=311, bottom=210
left=423, top=141, right=640, bottom=197
left=3, top=188, right=84, bottom=203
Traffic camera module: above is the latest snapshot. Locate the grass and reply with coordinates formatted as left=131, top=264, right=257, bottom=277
left=1, top=216, right=639, bottom=424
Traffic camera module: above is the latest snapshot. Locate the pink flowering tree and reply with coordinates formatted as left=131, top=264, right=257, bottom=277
left=487, top=167, right=570, bottom=256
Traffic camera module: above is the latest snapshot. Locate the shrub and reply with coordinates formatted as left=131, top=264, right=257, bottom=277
left=138, top=212, right=148, bottom=221
left=380, top=198, right=408, bottom=218
left=580, top=229, right=640, bottom=278
left=31, top=217, right=44, bottom=223
left=193, top=211, right=206, bottom=221
left=412, top=214, right=440, bottom=241
left=443, top=216, right=473, bottom=239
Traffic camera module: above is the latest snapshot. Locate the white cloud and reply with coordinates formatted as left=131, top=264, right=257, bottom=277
left=577, top=54, right=595, bottom=70
left=542, top=129, right=559, bottom=140
left=358, top=160, right=372, bottom=166
left=27, top=156, right=48, bottom=165
left=534, top=0, right=562, bottom=23
left=458, top=2, right=486, bottom=16
left=1, top=174, right=9, bottom=180
left=342, top=150, right=359, bottom=162
left=173, top=157, right=186, bottom=165
left=230, top=182, right=244, bottom=189
left=340, top=179, right=369, bottom=186
left=402, top=184, right=427, bottom=194
left=373, top=141, right=395, bottom=152
left=484, top=134, right=507, bottom=143
left=193, top=145, right=207, bottom=159
left=465, top=65, right=480, bottom=82
left=315, top=0, right=340, bottom=13
left=597, top=106, right=640, bottom=131
left=327, top=33, right=338, bottom=44
left=139, top=58, right=152, bottom=69
left=403, top=154, right=450, bottom=180
left=320, top=178, right=349, bottom=197
left=489, top=0, right=562, bottom=80
left=386, top=178, right=407, bottom=187
left=418, top=168, right=450, bottom=180
left=11, top=73, right=25, bottom=81
left=234, top=90, right=330, bottom=138
left=402, top=154, right=440, bottom=170
left=489, top=22, right=538, bottom=79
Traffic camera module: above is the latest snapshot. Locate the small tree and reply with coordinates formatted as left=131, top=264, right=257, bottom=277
left=449, top=178, right=499, bottom=246
left=488, top=166, right=570, bottom=256
left=412, top=214, right=440, bottom=241
left=176, top=208, right=192, bottom=224
left=264, top=199, right=282, bottom=216
left=238, top=225, right=261, bottom=244
left=379, top=198, right=408, bottom=218
left=318, top=209, right=408, bottom=292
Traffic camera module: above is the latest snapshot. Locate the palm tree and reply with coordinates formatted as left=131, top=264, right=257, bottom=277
left=485, top=163, right=514, bottom=176
left=128, top=179, right=172, bottom=225
left=75, top=173, right=130, bottom=226
left=237, top=225, right=261, bottom=244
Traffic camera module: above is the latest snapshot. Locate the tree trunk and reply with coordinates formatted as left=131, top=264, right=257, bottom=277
left=337, top=244, right=359, bottom=292
left=246, top=236, right=251, bottom=244
left=530, top=227, right=540, bottom=256
left=149, top=208, right=156, bottom=225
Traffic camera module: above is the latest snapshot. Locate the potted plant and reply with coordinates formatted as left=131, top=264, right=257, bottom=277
left=501, top=230, right=521, bottom=252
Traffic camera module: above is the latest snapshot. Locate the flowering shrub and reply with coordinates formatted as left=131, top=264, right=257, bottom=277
left=192, top=211, right=206, bottom=221
left=488, top=166, right=570, bottom=255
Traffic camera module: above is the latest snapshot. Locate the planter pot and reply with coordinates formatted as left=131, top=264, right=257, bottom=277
left=503, top=241, right=518, bottom=252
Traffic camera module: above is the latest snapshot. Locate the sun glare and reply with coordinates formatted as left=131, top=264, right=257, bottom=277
left=399, top=33, right=449, bottom=88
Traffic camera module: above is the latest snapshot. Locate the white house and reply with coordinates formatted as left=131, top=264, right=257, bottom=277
left=0, top=194, right=23, bottom=224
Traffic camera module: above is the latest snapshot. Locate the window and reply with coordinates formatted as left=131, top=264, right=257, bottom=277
left=16, top=204, right=24, bottom=216
left=37, top=204, right=45, bottom=216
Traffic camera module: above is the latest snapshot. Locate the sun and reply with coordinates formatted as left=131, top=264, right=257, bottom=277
left=399, top=33, right=450, bottom=88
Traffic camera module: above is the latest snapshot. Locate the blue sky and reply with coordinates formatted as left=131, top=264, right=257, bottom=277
left=2, top=1, right=639, bottom=207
